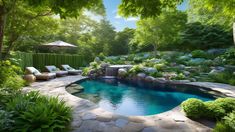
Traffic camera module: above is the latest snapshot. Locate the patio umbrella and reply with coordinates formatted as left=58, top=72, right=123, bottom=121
left=43, top=40, right=77, bottom=48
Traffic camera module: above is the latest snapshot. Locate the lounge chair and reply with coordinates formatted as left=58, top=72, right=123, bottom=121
left=25, top=67, right=56, bottom=80
left=61, top=65, right=82, bottom=75
left=45, top=65, right=68, bottom=77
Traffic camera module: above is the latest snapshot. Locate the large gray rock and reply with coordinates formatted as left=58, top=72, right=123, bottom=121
left=183, top=71, right=190, bottom=76
left=100, top=63, right=110, bottom=69
left=137, top=73, right=146, bottom=80
left=145, top=76, right=155, bottom=82
left=118, top=68, right=127, bottom=77
left=209, top=66, right=225, bottom=75
left=66, top=84, right=84, bottom=94
left=144, top=67, right=157, bottom=74
left=188, top=58, right=206, bottom=65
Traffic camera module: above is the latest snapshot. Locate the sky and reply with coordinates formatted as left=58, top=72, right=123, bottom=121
left=102, top=0, right=188, bottom=31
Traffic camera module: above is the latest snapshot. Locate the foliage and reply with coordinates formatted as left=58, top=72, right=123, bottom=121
left=214, top=111, right=235, bottom=132
left=209, top=72, right=235, bottom=86
left=129, top=65, right=144, bottom=75
left=214, top=98, right=235, bottom=113
left=112, top=28, right=135, bottom=55
left=6, top=91, right=72, bottom=132
left=191, top=50, right=208, bottom=58
left=181, top=98, right=235, bottom=120
left=204, top=101, right=226, bottom=119
left=187, top=0, right=235, bottom=29
left=91, top=19, right=116, bottom=56
left=179, top=22, right=233, bottom=50
left=221, top=48, right=235, bottom=65
left=0, top=60, right=24, bottom=90
left=133, top=10, right=187, bottom=52
left=171, top=73, right=186, bottom=80
left=0, top=110, right=14, bottom=131
left=181, top=98, right=206, bottom=118
left=118, top=0, right=183, bottom=18
left=213, top=121, right=234, bottom=132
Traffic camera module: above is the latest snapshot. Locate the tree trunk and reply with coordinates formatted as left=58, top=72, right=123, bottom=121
left=153, top=42, right=157, bottom=57
left=233, top=22, right=235, bottom=46
left=0, top=8, right=6, bottom=60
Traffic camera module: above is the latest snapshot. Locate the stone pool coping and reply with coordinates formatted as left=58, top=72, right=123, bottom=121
left=23, top=75, right=235, bottom=132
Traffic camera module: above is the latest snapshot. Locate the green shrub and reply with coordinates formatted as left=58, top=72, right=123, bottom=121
left=214, top=111, right=235, bottom=132
left=221, top=48, right=235, bottom=65
left=0, top=110, right=14, bottom=131
left=214, top=98, right=235, bottom=113
left=213, top=121, right=234, bottom=132
left=204, top=101, right=226, bottom=119
left=82, top=67, right=91, bottom=76
left=98, top=53, right=106, bottom=61
left=171, top=73, right=186, bottom=80
left=191, top=50, right=209, bottom=58
left=154, top=63, right=166, bottom=71
left=0, top=60, right=25, bottom=90
left=6, top=91, right=72, bottom=132
left=129, top=65, right=144, bottom=74
left=181, top=98, right=206, bottom=118
left=209, top=72, right=235, bottom=86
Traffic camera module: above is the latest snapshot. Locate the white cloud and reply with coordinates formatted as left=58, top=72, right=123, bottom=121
left=84, top=11, right=103, bottom=22
left=125, top=17, right=139, bottom=21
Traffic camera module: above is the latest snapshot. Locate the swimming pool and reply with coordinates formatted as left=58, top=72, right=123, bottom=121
left=74, top=79, right=214, bottom=116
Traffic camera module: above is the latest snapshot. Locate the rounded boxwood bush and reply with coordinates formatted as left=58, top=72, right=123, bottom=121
left=214, top=98, right=235, bottom=113
left=204, top=101, right=226, bottom=120
left=181, top=98, right=206, bottom=118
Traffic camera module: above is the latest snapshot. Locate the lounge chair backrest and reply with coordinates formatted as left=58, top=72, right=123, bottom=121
left=26, top=67, right=41, bottom=75
left=61, top=64, right=74, bottom=71
left=45, top=65, right=58, bottom=72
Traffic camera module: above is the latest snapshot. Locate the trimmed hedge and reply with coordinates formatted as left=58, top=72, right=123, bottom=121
left=15, top=52, right=90, bottom=71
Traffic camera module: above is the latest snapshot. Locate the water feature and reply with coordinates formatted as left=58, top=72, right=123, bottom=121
left=74, top=79, right=214, bottom=116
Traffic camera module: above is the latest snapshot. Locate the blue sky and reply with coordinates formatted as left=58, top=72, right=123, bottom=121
left=103, top=0, right=188, bottom=31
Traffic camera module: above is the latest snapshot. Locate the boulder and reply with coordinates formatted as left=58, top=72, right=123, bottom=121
left=188, top=58, right=206, bottom=65
left=144, top=67, right=157, bottom=74
left=118, top=68, right=127, bottom=77
left=137, top=73, right=146, bottom=80
left=145, top=76, right=155, bottom=82
left=154, top=78, right=167, bottom=83
left=66, top=84, right=84, bottom=94
left=209, top=66, right=225, bottom=75
left=100, top=63, right=110, bottom=69
left=178, top=64, right=186, bottom=70
left=183, top=71, right=190, bottom=76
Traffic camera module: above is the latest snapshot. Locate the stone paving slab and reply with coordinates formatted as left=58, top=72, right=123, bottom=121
left=22, top=75, right=235, bottom=132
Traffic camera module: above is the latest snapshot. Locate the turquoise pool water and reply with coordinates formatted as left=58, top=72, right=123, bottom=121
left=75, top=79, right=214, bottom=116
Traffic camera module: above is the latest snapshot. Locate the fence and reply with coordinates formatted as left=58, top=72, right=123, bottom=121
left=15, top=52, right=90, bottom=71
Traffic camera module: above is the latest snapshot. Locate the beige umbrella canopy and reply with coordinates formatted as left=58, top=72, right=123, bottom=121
left=43, top=40, right=77, bottom=47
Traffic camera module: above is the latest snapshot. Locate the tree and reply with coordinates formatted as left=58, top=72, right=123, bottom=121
left=118, top=0, right=183, bottom=18
left=111, top=28, right=135, bottom=55
left=0, top=0, right=104, bottom=59
left=133, top=10, right=187, bottom=55
left=187, top=0, right=235, bottom=45
left=180, top=22, right=233, bottom=50
left=91, top=19, right=116, bottom=55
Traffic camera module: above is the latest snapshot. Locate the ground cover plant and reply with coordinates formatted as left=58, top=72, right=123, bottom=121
left=0, top=60, right=72, bottom=132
